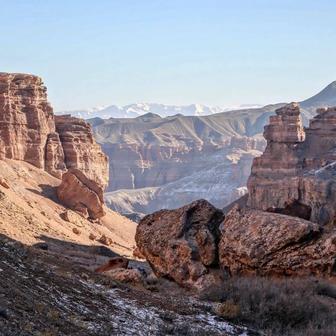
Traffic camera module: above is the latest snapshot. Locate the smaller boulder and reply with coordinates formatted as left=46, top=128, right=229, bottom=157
left=72, top=227, right=81, bottom=235
left=98, top=234, right=113, bottom=246
left=57, top=168, right=105, bottom=220
left=60, top=210, right=84, bottom=226
left=106, top=268, right=144, bottom=284
left=94, top=257, right=129, bottom=273
left=0, top=178, right=9, bottom=189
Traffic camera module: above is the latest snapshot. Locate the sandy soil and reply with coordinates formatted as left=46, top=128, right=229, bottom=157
left=0, top=159, right=137, bottom=268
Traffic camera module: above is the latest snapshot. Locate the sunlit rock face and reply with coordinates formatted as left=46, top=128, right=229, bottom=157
left=248, top=103, right=336, bottom=225
left=0, top=72, right=109, bottom=189
left=0, top=72, right=65, bottom=177
left=55, top=115, right=109, bottom=189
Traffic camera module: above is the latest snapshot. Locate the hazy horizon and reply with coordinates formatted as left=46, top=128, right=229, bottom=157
left=1, top=0, right=336, bottom=110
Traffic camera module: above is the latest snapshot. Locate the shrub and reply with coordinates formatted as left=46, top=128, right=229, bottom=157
left=202, top=277, right=336, bottom=336
left=214, top=300, right=240, bottom=319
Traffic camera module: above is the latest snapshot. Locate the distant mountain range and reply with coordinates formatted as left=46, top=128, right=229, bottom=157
left=56, top=103, right=263, bottom=119
left=56, top=81, right=336, bottom=120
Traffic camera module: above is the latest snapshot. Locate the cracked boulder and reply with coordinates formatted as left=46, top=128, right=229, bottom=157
left=135, top=200, right=224, bottom=290
left=219, top=206, right=336, bottom=277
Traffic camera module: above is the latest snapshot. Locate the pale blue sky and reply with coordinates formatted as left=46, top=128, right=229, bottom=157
left=1, top=0, right=335, bottom=110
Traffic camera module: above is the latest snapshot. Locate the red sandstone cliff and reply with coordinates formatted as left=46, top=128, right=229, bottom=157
left=55, top=115, right=108, bottom=189
left=0, top=72, right=109, bottom=217
left=0, top=73, right=66, bottom=178
left=248, top=103, right=336, bottom=225
left=0, top=72, right=108, bottom=186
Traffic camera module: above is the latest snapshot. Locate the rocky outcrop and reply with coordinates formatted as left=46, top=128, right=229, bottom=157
left=135, top=200, right=224, bottom=290
left=0, top=73, right=65, bottom=177
left=55, top=115, right=108, bottom=189
left=45, top=132, right=66, bottom=179
left=0, top=177, right=10, bottom=189
left=57, top=168, right=105, bottom=219
left=248, top=103, right=336, bottom=225
left=0, top=73, right=108, bottom=187
left=219, top=206, right=336, bottom=277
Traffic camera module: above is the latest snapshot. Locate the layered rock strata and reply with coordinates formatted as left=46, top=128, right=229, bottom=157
left=0, top=73, right=65, bottom=177
left=248, top=103, right=336, bottom=225
left=0, top=72, right=108, bottom=188
left=55, top=115, right=108, bottom=189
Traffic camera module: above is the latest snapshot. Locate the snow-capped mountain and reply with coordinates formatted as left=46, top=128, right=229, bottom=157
left=56, top=103, right=262, bottom=119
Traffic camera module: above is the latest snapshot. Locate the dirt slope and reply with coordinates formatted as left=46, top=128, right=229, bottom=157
left=0, top=159, right=136, bottom=263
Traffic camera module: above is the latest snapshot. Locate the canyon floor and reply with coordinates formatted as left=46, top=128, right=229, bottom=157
left=0, top=159, right=253, bottom=336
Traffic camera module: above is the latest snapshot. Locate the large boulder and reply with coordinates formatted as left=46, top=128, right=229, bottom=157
left=135, top=200, right=224, bottom=290
left=57, top=168, right=105, bottom=219
left=219, top=206, right=336, bottom=277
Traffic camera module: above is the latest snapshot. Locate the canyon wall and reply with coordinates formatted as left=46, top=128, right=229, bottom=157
left=0, top=72, right=108, bottom=188
left=248, top=103, right=336, bottom=225
left=55, top=115, right=108, bottom=189
left=93, top=113, right=268, bottom=192
left=92, top=112, right=269, bottom=216
left=0, top=73, right=65, bottom=178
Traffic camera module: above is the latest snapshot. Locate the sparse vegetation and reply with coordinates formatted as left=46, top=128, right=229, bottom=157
left=201, top=277, right=336, bottom=336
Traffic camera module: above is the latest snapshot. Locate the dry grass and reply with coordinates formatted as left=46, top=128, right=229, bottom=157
left=200, top=277, right=336, bottom=336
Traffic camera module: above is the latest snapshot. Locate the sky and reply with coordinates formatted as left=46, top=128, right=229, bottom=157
left=1, top=0, right=336, bottom=111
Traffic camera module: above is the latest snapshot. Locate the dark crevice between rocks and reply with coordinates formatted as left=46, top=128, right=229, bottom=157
left=267, top=200, right=312, bottom=221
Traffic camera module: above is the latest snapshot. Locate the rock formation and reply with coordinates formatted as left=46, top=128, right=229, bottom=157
left=136, top=202, right=336, bottom=284
left=248, top=103, right=336, bottom=225
left=0, top=72, right=109, bottom=213
left=0, top=72, right=65, bottom=177
left=219, top=206, right=336, bottom=277
left=55, top=115, right=108, bottom=189
left=57, top=169, right=105, bottom=219
left=135, top=200, right=224, bottom=290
